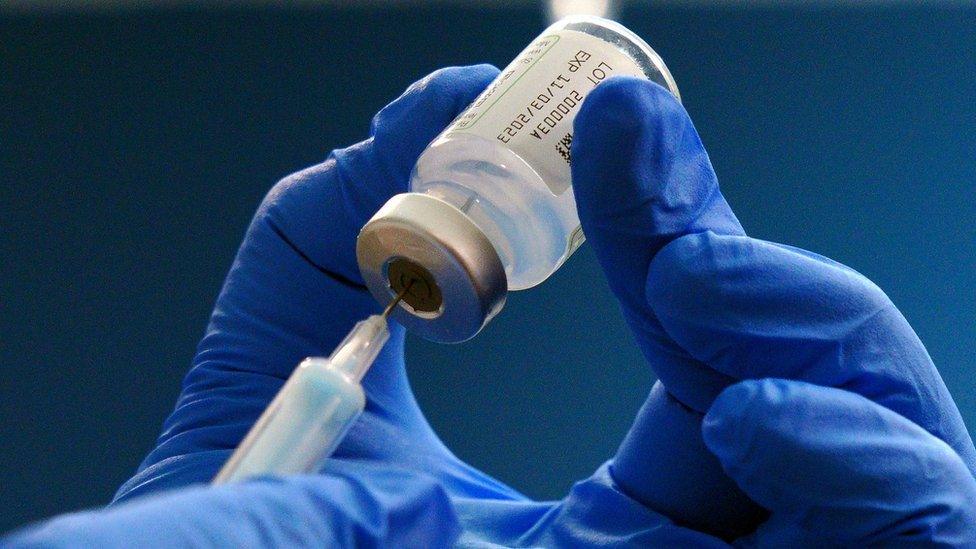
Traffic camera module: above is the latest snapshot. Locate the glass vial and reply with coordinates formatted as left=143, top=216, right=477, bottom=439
left=358, top=16, right=680, bottom=343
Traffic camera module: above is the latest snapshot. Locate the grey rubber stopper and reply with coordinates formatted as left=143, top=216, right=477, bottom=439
left=356, top=193, right=507, bottom=343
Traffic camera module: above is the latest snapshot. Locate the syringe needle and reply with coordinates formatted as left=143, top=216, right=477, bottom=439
left=216, top=284, right=408, bottom=485
left=382, top=281, right=413, bottom=319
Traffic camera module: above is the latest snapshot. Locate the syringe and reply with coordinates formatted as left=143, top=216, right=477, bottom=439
left=212, top=289, right=408, bottom=484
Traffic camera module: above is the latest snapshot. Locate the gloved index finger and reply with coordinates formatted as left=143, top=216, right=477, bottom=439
left=647, top=232, right=976, bottom=474
left=703, top=379, right=976, bottom=546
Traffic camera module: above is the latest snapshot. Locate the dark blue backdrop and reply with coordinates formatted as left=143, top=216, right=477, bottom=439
left=2, top=4, right=975, bottom=533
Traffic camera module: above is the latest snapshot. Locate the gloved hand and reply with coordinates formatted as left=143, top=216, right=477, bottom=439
left=2, top=65, right=722, bottom=548
left=4, top=66, right=974, bottom=548
left=570, top=76, right=976, bottom=544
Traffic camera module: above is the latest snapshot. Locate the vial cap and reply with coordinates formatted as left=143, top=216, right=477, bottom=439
left=356, top=193, right=507, bottom=343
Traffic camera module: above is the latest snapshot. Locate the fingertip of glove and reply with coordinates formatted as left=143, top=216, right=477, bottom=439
left=571, top=78, right=738, bottom=257
left=702, top=379, right=791, bottom=471
left=575, top=76, right=682, bottom=139
left=578, top=78, right=686, bottom=154
left=570, top=78, right=696, bottom=249
left=702, top=381, right=754, bottom=454
left=460, top=63, right=503, bottom=81
left=646, top=232, right=719, bottom=296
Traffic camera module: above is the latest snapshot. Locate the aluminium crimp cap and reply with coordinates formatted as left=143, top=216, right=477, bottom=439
left=356, top=192, right=507, bottom=343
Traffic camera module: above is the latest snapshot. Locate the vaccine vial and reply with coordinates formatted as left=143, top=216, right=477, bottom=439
left=358, top=16, right=680, bottom=343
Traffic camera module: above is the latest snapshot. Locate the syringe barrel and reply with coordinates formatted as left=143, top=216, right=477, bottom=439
left=212, top=357, right=365, bottom=484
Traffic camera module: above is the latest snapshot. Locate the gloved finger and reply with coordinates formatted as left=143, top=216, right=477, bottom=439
left=610, top=382, right=768, bottom=539
left=262, top=64, right=500, bottom=285
left=571, top=75, right=743, bottom=362
left=703, top=379, right=976, bottom=546
left=646, top=233, right=976, bottom=473
left=572, top=76, right=762, bottom=536
left=7, top=463, right=460, bottom=548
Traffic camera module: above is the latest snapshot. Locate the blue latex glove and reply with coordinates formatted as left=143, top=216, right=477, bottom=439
left=2, top=66, right=721, bottom=548
left=5, top=67, right=975, bottom=547
left=570, top=76, right=976, bottom=544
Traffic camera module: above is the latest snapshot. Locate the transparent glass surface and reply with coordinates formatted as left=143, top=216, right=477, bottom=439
left=411, top=15, right=679, bottom=290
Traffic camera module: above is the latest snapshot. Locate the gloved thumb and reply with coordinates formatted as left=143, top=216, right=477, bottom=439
left=703, top=379, right=976, bottom=546
left=571, top=76, right=743, bottom=313
left=572, top=76, right=759, bottom=537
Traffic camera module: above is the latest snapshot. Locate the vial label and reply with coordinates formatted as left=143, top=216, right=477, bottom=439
left=445, top=29, right=646, bottom=196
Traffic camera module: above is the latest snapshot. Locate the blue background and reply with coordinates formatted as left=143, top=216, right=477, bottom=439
left=2, top=3, right=974, bottom=533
